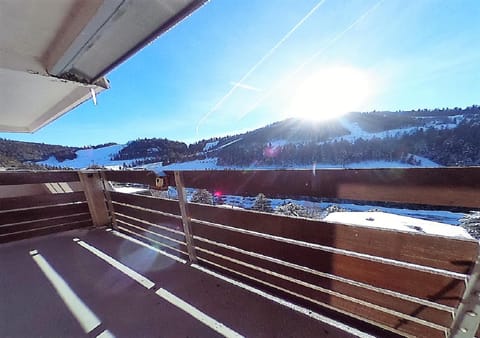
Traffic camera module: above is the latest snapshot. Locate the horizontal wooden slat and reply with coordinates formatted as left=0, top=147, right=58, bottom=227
left=0, top=213, right=91, bottom=236
left=194, top=238, right=453, bottom=328
left=115, top=214, right=186, bottom=244
left=117, top=220, right=187, bottom=253
left=0, top=203, right=89, bottom=226
left=166, top=168, right=480, bottom=208
left=0, top=191, right=86, bottom=211
left=111, top=191, right=180, bottom=216
left=196, top=251, right=445, bottom=338
left=117, top=225, right=188, bottom=260
left=103, top=170, right=159, bottom=186
left=0, top=171, right=80, bottom=185
left=0, top=220, right=91, bottom=243
left=112, top=203, right=183, bottom=232
left=0, top=183, right=49, bottom=198
left=188, top=203, right=477, bottom=274
left=191, top=221, right=466, bottom=307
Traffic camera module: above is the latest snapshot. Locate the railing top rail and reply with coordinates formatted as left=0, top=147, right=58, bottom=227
left=0, top=170, right=80, bottom=185
left=160, top=167, right=480, bottom=209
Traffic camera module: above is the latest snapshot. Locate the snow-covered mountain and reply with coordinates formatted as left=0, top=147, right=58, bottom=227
left=11, top=105, right=479, bottom=170
left=144, top=107, right=478, bottom=172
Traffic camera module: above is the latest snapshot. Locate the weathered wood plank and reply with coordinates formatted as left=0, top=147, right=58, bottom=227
left=194, top=239, right=453, bottom=328
left=175, top=171, right=197, bottom=263
left=0, top=213, right=91, bottom=236
left=0, top=183, right=50, bottom=198
left=112, top=203, right=183, bottom=232
left=196, top=251, right=446, bottom=338
left=0, top=203, right=89, bottom=226
left=187, top=203, right=477, bottom=274
left=0, top=191, right=86, bottom=211
left=103, top=170, right=159, bottom=186
left=79, top=172, right=110, bottom=227
left=0, top=220, right=91, bottom=243
left=191, top=221, right=466, bottom=307
left=165, top=168, right=480, bottom=208
left=115, top=213, right=186, bottom=243
left=110, top=191, right=180, bottom=216
left=0, top=171, right=80, bottom=185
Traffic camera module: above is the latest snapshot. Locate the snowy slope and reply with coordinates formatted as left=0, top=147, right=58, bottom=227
left=203, top=141, right=219, bottom=151
left=331, top=116, right=460, bottom=144
left=38, top=144, right=139, bottom=169
left=334, top=118, right=420, bottom=143
left=197, top=138, right=243, bottom=156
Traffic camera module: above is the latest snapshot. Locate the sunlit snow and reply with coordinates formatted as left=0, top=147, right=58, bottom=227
left=324, top=211, right=472, bottom=239
left=38, top=144, right=140, bottom=169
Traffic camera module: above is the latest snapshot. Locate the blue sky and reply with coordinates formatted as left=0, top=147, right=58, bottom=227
left=2, top=0, right=480, bottom=146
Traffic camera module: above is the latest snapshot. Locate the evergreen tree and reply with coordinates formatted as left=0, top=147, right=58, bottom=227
left=275, top=202, right=309, bottom=217
left=190, top=189, right=213, bottom=205
left=460, top=211, right=480, bottom=239
left=252, top=193, right=273, bottom=212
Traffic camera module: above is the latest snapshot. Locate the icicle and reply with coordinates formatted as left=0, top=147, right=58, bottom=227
left=90, top=88, right=97, bottom=105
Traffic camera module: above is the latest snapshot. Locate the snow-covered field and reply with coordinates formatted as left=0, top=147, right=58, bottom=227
left=144, top=158, right=221, bottom=171
left=38, top=144, right=140, bottom=169
left=143, top=156, right=439, bottom=173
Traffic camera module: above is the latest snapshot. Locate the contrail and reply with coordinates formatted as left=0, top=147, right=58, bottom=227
left=196, top=0, right=328, bottom=134
left=238, top=0, right=384, bottom=120
left=229, top=82, right=262, bottom=92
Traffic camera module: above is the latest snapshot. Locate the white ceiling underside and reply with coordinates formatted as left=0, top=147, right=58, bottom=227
left=0, top=0, right=205, bottom=132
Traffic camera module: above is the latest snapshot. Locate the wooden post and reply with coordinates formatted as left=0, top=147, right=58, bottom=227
left=78, top=171, right=110, bottom=227
left=174, top=171, right=197, bottom=263
left=99, top=171, right=117, bottom=229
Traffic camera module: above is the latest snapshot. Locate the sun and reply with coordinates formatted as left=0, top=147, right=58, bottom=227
left=287, top=66, right=374, bottom=121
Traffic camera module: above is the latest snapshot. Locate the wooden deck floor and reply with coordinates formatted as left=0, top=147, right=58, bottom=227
left=0, top=228, right=378, bottom=338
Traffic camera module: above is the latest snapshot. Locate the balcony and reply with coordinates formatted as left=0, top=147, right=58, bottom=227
left=1, top=168, right=480, bottom=338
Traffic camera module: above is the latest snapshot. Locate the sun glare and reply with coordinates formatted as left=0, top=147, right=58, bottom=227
left=287, top=66, right=374, bottom=121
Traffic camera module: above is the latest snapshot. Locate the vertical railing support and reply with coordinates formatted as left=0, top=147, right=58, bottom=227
left=174, top=171, right=197, bottom=264
left=449, top=252, right=480, bottom=338
left=79, top=171, right=110, bottom=227
left=99, top=171, right=117, bottom=230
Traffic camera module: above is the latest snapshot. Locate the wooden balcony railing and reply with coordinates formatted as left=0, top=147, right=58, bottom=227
left=1, top=168, right=479, bottom=337
left=0, top=171, right=91, bottom=243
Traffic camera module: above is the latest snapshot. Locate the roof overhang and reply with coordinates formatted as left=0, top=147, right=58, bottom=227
left=0, top=0, right=206, bottom=132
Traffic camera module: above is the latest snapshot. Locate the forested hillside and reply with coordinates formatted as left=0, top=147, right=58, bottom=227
left=214, top=115, right=480, bottom=167
left=208, top=106, right=480, bottom=167
left=111, top=138, right=188, bottom=166
left=0, top=139, right=78, bottom=168
left=1, top=106, right=479, bottom=169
